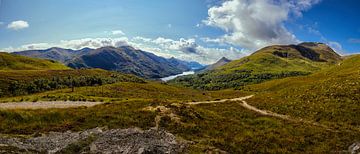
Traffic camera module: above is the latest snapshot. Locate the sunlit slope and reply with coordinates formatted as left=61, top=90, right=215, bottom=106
left=246, top=55, right=360, bottom=129
left=0, top=80, right=358, bottom=153
left=0, top=52, right=70, bottom=70
left=170, top=42, right=341, bottom=90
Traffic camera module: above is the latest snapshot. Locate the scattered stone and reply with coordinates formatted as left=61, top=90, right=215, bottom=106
left=0, top=127, right=187, bottom=154
left=349, top=142, right=360, bottom=154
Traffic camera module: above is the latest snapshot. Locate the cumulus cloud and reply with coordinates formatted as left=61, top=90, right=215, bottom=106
left=132, top=37, right=247, bottom=64
left=111, top=30, right=125, bottom=35
left=152, top=37, right=199, bottom=54
left=7, top=20, right=29, bottom=30
left=203, top=0, right=321, bottom=50
left=2, top=36, right=246, bottom=64
left=3, top=37, right=129, bottom=52
left=327, top=41, right=343, bottom=53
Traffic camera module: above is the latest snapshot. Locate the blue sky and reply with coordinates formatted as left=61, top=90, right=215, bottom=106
left=0, top=0, right=359, bottom=64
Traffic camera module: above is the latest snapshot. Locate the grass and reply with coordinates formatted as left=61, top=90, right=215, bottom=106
left=0, top=100, right=155, bottom=134
left=161, top=101, right=359, bottom=153
left=0, top=75, right=358, bottom=153
left=0, top=81, right=247, bottom=103
left=243, top=55, right=360, bottom=131
left=0, top=81, right=358, bottom=153
left=0, top=51, right=357, bottom=153
left=170, top=47, right=336, bottom=90
left=0, top=52, right=69, bottom=70
left=0, top=69, right=144, bottom=97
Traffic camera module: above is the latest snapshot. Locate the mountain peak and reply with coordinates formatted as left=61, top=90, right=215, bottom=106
left=254, top=42, right=341, bottom=62
left=218, top=57, right=231, bottom=63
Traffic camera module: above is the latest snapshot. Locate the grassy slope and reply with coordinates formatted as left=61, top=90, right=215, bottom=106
left=0, top=82, right=247, bottom=103
left=245, top=55, right=360, bottom=129
left=170, top=45, right=336, bottom=90
left=0, top=82, right=247, bottom=134
left=0, top=69, right=144, bottom=97
left=0, top=78, right=358, bottom=152
left=0, top=50, right=357, bottom=153
left=0, top=52, right=69, bottom=70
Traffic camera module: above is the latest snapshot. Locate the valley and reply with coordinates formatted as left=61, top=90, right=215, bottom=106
left=0, top=42, right=359, bottom=153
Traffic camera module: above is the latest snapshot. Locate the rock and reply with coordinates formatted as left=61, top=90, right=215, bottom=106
left=349, top=142, right=360, bottom=154
left=0, top=127, right=187, bottom=154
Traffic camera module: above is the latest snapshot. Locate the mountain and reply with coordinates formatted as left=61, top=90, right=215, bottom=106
left=13, top=47, right=91, bottom=63
left=67, top=46, right=190, bottom=78
left=197, top=57, right=231, bottom=72
left=169, top=42, right=342, bottom=90
left=14, top=46, right=202, bottom=79
left=253, top=42, right=342, bottom=63
left=0, top=52, right=70, bottom=70
left=246, top=54, right=360, bottom=132
left=167, top=57, right=204, bottom=70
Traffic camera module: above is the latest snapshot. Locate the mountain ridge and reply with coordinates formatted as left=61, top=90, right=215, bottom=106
left=14, top=46, right=203, bottom=79
left=197, top=57, right=231, bottom=72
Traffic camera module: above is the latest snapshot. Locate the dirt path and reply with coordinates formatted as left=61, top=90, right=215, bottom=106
left=187, top=95, right=339, bottom=132
left=186, top=95, right=288, bottom=119
left=186, top=95, right=254, bottom=105
left=0, top=101, right=104, bottom=109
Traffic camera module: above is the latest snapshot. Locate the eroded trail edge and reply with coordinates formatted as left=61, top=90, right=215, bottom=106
left=0, top=101, right=104, bottom=109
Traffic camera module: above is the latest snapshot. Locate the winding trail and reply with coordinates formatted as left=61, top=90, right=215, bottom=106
left=186, top=95, right=289, bottom=120
left=0, top=101, right=104, bottom=109
left=186, top=95, right=254, bottom=105
left=185, top=95, right=339, bottom=132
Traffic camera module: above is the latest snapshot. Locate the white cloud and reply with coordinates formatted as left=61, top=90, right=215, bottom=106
left=327, top=41, right=343, bottom=53
left=2, top=35, right=247, bottom=64
left=132, top=36, right=247, bottom=64
left=133, top=36, right=152, bottom=42
left=7, top=20, right=29, bottom=30
left=3, top=37, right=130, bottom=52
left=167, top=24, right=172, bottom=28
left=203, top=0, right=321, bottom=50
left=111, top=30, right=125, bottom=35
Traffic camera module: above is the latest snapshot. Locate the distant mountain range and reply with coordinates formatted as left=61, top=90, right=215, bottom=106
left=14, top=46, right=204, bottom=78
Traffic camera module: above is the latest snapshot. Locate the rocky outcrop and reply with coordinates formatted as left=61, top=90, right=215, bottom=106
left=0, top=127, right=187, bottom=154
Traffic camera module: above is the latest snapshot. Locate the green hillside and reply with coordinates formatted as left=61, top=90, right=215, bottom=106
left=0, top=77, right=359, bottom=153
left=170, top=43, right=341, bottom=90
left=0, top=52, right=70, bottom=70
left=0, top=44, right=358, bottom=153
left=0, top=69, right=144, bottom=97
left=245, top=55, right=360, bottom=130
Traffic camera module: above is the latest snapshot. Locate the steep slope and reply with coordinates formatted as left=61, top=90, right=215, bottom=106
left=167, top=57, right=204, bottom=70
left=246, top=55, right=360, bottom=130
left=67, top=46, right=189, bottom=78
left=13, top=47, right=91, bottom=63
left=0, top=52, right=70, bottom=70
left=170, top=42, right=342, bottom=90
left=197, top=57, right=231, bottom=72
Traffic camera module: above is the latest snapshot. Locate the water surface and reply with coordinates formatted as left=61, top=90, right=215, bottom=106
left=161, top=71, right=195, bottom=82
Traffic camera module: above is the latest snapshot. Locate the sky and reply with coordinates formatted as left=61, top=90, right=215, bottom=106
left=0, top=0, right=359, bottom=64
